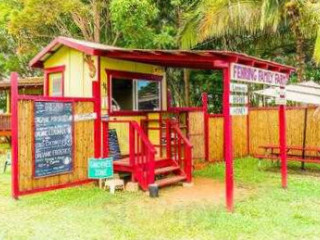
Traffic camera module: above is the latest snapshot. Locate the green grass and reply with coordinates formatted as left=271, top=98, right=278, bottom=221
left=2, top=156, right=320, bottom=239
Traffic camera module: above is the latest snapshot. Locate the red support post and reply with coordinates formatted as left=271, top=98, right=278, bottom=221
left=148, top=151, right=155, bottom=185
left=279, top=103, right=287, bottom=188
left=11, top=72, right=19, bottom=199
left=247, top=108, right=250, bottom=155
left=202, top=93, right=209, bottom=161
left=93, top=57, right=101, bottom=158
left=166, top=120, right=171, bottom=159
left=223, top=67, right=234, bottom=212
left=129, top=123, right=135, bottom=166
left=185, top=144, right=192, bottom=183
left=102, top=122, right=108, bottom=158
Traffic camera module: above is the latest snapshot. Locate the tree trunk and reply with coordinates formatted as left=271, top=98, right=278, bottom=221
left=296, top=33, right=305, bottom=82
left=93, top=0, right=101, bottom=43
left=184, top=69, right=190, bottom=106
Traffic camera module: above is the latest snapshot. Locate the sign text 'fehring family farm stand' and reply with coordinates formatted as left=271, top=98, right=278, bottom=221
left=10, top=36, right=295, bottom=212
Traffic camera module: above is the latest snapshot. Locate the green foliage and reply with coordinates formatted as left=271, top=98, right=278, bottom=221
left=110, top=0, right=158, bottom=48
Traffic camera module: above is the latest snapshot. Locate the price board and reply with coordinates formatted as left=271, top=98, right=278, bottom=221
left=230, top=95, right=248, bottom=105
left=230, top=83, right=248, bottom=93
left=34, top=101, right=73, bottom=177
left=230, top=107, right=248, bottom=116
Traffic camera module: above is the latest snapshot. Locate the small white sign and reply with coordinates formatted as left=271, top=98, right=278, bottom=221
left=230, top=107, right=248, bottom=116
left=276, top=88, right=286, bottom=98
left=74, top=113, right=97, bottom=122
left=275, top=97, right=287, bottom=105
left=230, top=83, right=248, bottom=93
left=230, top=95, right=248, bottom=105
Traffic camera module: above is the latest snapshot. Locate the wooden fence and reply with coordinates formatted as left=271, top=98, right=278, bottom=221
left=11, top=73, right=98, bottom=198
left=208, top=115, right=248, bottom=162
left=208, top=107, right=320, bottom=162
left=16, top=98, right=95, bottom=195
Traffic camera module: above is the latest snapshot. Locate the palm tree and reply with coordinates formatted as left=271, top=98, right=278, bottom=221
left=180, top=0, right=320, bottom=82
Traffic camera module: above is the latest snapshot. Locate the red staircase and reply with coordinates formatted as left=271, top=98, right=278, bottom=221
left=103, top=119, right=193, bottom=191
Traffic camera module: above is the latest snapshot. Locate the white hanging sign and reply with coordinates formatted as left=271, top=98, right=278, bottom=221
left=231, top=63, right=289, bottom=87
left=230, top=83, right=248, bottom=93
left=275, top=97, right=287, bottom=105
left=74, top=113, right=97, bottom=122
left=230, top=107, right=248, bottom=116
left=275, top=88, right=286, bottom=98
left=230, top=95, right=248, bottom=105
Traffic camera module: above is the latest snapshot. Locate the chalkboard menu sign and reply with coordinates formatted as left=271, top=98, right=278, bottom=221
left=108, top=129, right=121, bottom=160
left=34, top=101, right=73, bottom=177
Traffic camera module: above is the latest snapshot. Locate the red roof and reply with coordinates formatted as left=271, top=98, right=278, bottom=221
left=29, top=36, right=295, bottom=73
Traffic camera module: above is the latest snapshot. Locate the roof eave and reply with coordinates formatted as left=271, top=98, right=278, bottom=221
left=29, top=36, right=98, bottom=69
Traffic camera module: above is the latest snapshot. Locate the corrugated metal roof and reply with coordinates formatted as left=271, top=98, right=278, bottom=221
left=29, top=36, right=295, bottom=72
left=0, top=77, right=43, bottom=89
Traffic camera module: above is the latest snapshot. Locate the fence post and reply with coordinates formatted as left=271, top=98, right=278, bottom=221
left=148, top=151, right=155, bottom=185
left=185, top=145, right=192, bottom=183
left=202, top=92, right=209, bottom=161
left=279, top=103, right=287, bottom=188
left=166, top=120, right=171, bottom=160
left=11, top=72, right=19, bottom=199
left=102, top=121, right=109, bottom=158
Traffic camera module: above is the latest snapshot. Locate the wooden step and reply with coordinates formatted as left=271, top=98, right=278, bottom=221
left=155, top=175, right=186, bottom=187
left=155, top=166, right=180, bottom=175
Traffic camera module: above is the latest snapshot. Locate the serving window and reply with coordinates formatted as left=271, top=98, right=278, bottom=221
left=109, top=72, right=162, bottom=113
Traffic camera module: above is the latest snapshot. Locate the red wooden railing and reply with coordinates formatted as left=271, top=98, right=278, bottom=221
left=102, top=119, right=156, bottom=190
left=129, top=121, right=156, bottom=190
left=166, top=120, right=193, bottom=182
left=0, top=114, right=11, bottom=131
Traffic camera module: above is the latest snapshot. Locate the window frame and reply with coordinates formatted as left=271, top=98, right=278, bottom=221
left=106, top=70, right=163, bottom=115
left=44, top=66, right=65, bottom=97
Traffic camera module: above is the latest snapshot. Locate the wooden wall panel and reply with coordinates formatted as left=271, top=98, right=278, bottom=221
left=233, top=116, right=248, bottom=158
left=208, top=117, right=224, bottom=162
left=249, top=109, right=279, bottom=155
left=249, top=108, right=307, bottom=156
left=188, top=112, right=205, bottom=160
left=109, top=116, right=146, bottom=156
left=18, top=100, right=94, bottom=193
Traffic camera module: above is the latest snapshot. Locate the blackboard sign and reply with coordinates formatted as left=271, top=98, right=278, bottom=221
left=108, top=129, right=121, bottom=160
left=34, top=101, right=73, bottom=177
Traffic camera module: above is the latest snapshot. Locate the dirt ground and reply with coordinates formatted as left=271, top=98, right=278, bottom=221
left=139, top=177, right=248, bottom=207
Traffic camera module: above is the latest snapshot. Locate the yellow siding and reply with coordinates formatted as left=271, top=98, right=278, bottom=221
left=44, top=46, right=97, bottom=98
left=43, top=47, right=166, bottom=110
left=109, top=116, right=147, bottom=155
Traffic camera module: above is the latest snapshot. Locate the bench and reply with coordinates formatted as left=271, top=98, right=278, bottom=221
left=255, top=145, right=320, bottom=169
